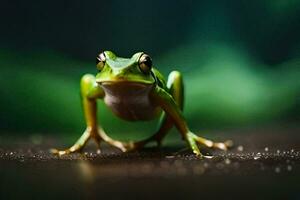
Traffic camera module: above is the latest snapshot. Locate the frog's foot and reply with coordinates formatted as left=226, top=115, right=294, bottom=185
left=51, top=128, right=100, bottom=156
left=98, top=129, right=129, bottom=152
left=185, top=132, right=233, bottom=157
left=189, top=132, right=233, bottom=151
left=98, top=131, right=157, bottom=153
left=51, top=144, right=84, bottom=156
left=123, top=133, right=165, bottom=152
left=125, top=139, right=151, bottom=152
left=185, top=132, right=204, bottom=157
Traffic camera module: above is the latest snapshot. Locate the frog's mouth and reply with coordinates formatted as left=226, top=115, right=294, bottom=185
left=99, top=80, right=151, bottom=86
left=99, top=81, right=154, bottom=96
left=98, top=79, right=154, bottom=88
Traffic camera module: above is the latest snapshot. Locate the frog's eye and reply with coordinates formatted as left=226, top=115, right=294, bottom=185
left=138, top=54, right=152, bottom=74
left=96, top=52, right=106, bottom=70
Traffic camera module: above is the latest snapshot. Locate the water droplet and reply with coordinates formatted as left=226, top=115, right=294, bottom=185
left=225, top=158, right=231, bottom=165
left=96, top=149, right=101, bottom=154
left=237, top=145, right=244, bottom=152
left=291, top=149, right=294, bottom=153
left=275, top=167, right=281, bottom=173
left=276, top=150, right=280, bottom=154
left=287, top=165, right=292, bottom=171
left=264, top=147, right=269, bottom=152
left=166, top=155, right=175, bottom=159
left=10, top=152, right=13, bottom=155
left=254, top=156, right=260, bottom=160
left=204, top=155, right=213, bottom=159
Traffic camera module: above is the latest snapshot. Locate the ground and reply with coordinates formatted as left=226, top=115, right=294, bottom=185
left=0, top=126, right=299, bottom=200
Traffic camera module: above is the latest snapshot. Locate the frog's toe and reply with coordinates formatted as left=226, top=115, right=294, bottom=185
left=50, top=146, right=82, bottom=156
left=213, top=140, right=234, bottom=151
left=224, top=140, right=234, bottom=148
left=121, top=141, right=144, bottom=152
left=50, top=148, right=70, bottom=156
left=185, top=132, right=204, bottom=158
left=116, top=143, right=128, bottom=152
left=190, top=132, right=233, bottom=152
left=212, top=142, right=228, bottom=151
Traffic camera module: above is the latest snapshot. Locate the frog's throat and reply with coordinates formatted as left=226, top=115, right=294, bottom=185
left=99, top=81, right=159, bottom=121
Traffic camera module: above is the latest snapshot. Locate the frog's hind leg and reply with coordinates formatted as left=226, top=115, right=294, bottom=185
left=127, top=71, right=184, bottom=151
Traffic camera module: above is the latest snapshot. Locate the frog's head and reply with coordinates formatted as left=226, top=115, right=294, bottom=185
left=95, top=51, right=156, bottom=85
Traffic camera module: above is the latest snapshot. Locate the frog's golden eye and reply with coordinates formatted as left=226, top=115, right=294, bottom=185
left=96, top=52, right=106, bottom=70
left=138, top=54, right=152, bottom=74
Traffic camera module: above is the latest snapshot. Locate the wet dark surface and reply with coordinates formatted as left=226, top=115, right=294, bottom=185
left=0, top=127, right=300, bottom=200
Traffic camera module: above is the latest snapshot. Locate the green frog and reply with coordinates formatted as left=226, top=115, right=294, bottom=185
left=51, top=51, right=232, bottom=157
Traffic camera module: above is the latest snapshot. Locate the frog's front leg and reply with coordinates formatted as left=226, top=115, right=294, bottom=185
left=51, top=74, right=105, bottom=155
left=128, top=71, right=184, bottom=150
left=152, top=71, right=184, bottom=146
left=149, top=85, right=232, bottom=157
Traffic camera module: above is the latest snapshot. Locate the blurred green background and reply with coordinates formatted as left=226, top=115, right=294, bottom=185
left=0, top=0, right=299, bottom=140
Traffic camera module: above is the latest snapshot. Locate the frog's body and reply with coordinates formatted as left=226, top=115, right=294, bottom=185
left=101, top=82, right=159, bottom=120
left=52, top=51, right=232, bottom=157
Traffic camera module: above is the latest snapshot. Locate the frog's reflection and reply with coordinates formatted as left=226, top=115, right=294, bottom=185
left=77, top=160, right=95, bottom=184
left=75, top=153, right=130, bottom=183
left=75, top=153, right=158, bottom=182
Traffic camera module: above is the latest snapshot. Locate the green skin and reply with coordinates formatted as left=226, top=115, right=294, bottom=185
left=52, top=51, right=232, bottom=157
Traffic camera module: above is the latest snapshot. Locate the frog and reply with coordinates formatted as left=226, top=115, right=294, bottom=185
left=51, top=51, right=232, bottom=157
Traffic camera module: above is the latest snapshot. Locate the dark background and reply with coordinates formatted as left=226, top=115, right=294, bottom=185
left=0, top=0, right=299, bottom=139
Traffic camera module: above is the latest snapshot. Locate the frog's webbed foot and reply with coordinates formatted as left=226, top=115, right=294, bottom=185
left=186, top=132, right=233, bottom=153
left=51, top=127, right=101, bottom=156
